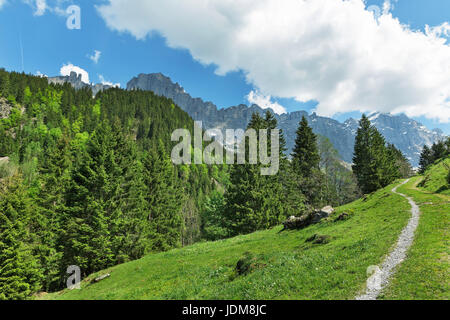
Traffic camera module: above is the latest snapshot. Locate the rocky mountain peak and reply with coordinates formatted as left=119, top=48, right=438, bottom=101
left=126, top=73, right=447, bottom=167
left=48, top=72, right=114, bottom=96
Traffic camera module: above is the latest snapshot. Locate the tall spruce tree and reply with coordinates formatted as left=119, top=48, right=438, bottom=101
left=352, top=115, right=398, bottom=194
left=143, top=141, right=184, bottom=252
left=225, top=112, right=290, bottom=235
left=291, top=116, right=325, bottom=207
left=387, top=143, right=412, bottom=179
left=61, top=122, right=120, bottom=276
left=34, top=136, right=71, bottom=291
left=0, top=69, right=9, bottom=96
left=291, top=116, right=320, bottom=177
left=419, top=145, right=433, bottom=174
left=0, top=176, right=41, bottom=300
left=431, top=141, right=447, bottom=162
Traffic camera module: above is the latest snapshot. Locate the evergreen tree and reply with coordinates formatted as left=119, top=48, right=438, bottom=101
left=143, top=142, right=184, bottom=251
left=225, top=112, right=288, bottom=235
left=419, top=145, right=433, bottom=174
left=34, top=137, right=71, bottom=291
left=291, top=116, right=320, bottom=177
left=431, top=141, right=447, bottom=162
left=201, top=191, right=228, bottom=241
left=0, top=69, right=9, bottom=96
left=113, top=149, right=151, bottom=262
left=0, top=176, right=41, bottom=300
left=352, top=115, right=398, bottom=194
left=61, top=123, right=120, bottom=276
left=387, top=143, right=413, bottom=178
left=291, top=116, right=325, bottom=207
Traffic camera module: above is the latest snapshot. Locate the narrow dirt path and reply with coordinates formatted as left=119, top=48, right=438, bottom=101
left=356, top=179, right=421, bottom=300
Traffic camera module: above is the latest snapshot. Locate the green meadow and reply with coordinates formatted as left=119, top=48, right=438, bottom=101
left=45, top=159, right=449, bottom=300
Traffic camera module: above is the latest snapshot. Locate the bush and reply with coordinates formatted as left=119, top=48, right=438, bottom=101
left=234, top=252, right=264, bottom=276
left=305, top=234, right=331, bottom=245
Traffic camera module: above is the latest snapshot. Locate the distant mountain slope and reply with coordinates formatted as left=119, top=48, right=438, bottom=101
left=127, top=73, right=446, bottom=166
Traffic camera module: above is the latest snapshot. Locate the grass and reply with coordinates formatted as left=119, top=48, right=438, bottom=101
left=418, top=157, right=450, bottom=196
left=45, top=181, right=411, bottom=300
left=380, top=176, right=449, bottom=300
left=44, top=158, right=449, bottom=300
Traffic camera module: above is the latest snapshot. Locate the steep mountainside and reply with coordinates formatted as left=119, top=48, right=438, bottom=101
left=127, top=73, right=446, bottom=166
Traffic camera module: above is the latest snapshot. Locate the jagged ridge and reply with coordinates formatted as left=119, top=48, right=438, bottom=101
left=127, top=73, right=446, bottom=166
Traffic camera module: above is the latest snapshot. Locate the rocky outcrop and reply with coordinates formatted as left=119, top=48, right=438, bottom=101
left=283, top=214, right=313, bottom=230
left=311, top=206, right=335, bottom=223
left=127, top=73, right=447, bottom=167
left=283, top=206, right=335, bottom=230
left=48, top=72, right=114, bottom=96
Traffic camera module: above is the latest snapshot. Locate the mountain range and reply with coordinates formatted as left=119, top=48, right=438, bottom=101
left=47, top=72, right=446, bottom=167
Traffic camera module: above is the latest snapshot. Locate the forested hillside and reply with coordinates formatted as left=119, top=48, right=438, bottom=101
left=0, top=69, right=228, bottom=298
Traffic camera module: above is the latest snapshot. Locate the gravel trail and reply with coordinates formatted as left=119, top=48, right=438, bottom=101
left=356, top=179, right=420, bottom=300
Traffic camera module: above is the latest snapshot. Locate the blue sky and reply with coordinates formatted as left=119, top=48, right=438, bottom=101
left=0, top=0, right=449, bottom=134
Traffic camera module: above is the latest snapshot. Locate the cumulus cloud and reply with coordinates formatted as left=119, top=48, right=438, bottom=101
left=88, top=50, right=102, bottom=64
left=247, top=90, right=286, bottom=115
left=97, top=0, right=450, bottom=123
left=98, top=74, right=120, bottom=88
left=60, top=63, right=90, bottom=83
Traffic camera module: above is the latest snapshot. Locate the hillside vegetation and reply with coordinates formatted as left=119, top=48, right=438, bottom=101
left=46, top=181, right=412, bottom=300
left=46, top=158, right=449, bottom=300
left=418, top=157, right=450, bottom=196
left=381, top=158, right=449, bottom=300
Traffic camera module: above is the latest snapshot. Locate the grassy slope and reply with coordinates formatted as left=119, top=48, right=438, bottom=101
left=380, top=160, right=449, bottom=300
left=46, top=182, right=412, bottom=300
left=418, top=157, right=450, bottom=196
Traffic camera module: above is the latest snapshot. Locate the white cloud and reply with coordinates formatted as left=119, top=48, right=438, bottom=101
left=0, top=0, right=7, bottom=10
left=246, top=90, right=286, bottom=115
left=60, top=63, right=90, bottom=83
left=98, top=74, right=120, bottom=88
left=88, top=50, right=102, bottom=64
left=426, top=22, right=450, bottom=40
left=97, top=0, right=450, bottom=123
